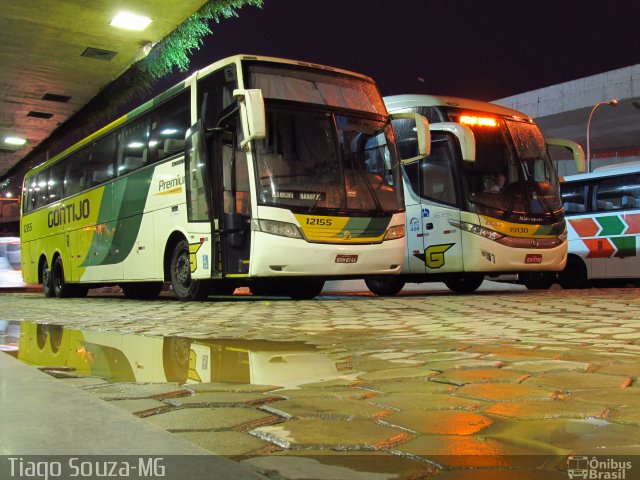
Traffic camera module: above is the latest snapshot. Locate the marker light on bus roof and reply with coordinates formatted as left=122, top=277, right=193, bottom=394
left=459, top=115, right=497, bottom=127
left=110, top=12, right=152, bottom=31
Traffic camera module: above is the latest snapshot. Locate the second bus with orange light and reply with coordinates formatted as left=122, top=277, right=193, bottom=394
left=364, top=94, right=575, bottom=295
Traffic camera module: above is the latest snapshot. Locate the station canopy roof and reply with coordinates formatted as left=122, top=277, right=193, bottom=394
left=0, top=0, right=209, bottom=179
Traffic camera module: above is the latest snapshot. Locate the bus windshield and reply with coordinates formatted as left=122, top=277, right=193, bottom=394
left=445, top=108, right=562, bottom=217
left=254, top=107, right=403, bottom=213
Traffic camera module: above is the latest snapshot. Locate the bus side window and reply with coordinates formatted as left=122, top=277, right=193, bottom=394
left=595, top=176, right=628, bottom=211
left=32, top=171, right=48, bottom=210
left=117, top=117, right=149, bottom=176
left=48, top=160, right=66, bottom=203
left=560, top=181, right=588, bottom=214
left=90, top=133, right=117, bottom=183
left=150, top=91, right=190, bottom=163
left=64, top=150, right=88, bottom=197
left=197, top=65, right=238, bottom=130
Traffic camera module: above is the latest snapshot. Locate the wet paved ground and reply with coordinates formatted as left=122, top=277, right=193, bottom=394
left=2, top=284, right=640, bottom=479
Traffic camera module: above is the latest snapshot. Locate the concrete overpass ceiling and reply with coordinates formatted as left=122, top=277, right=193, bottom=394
left=536, top=99, right=640, bottom=154
left=0, top=0, right=208, bottom=178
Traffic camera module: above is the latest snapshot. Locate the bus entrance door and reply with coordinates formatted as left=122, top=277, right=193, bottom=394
left=218, top=124, right=251, bottom=276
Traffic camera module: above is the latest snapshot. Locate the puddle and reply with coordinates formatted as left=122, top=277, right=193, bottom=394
left=7, top=320, right=356, bottom=388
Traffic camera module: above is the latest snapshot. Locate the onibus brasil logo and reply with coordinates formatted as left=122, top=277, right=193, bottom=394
left=568, top=456, right=633, bottom=479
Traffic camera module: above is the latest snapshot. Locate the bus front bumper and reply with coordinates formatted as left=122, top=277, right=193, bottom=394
left=249, top=232, right=405, bottom=278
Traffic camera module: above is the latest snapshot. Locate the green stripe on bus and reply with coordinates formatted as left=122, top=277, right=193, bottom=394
left=597, top=216, right=626, bottom=236
left=343, top=217, right=389, bottom=237
left=612, top=236, right=636, bottom=258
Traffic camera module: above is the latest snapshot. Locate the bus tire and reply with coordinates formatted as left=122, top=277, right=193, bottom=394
left=521, top=271, right=555, bottom=290
left=444, top=273, right=484, bottom=293
left=364, top=275, right=405, bottom=296
left=42, top=258, right=55, bottom=298
left=121, top=282, right=163, bottom=299
left=558, top=256, right=590, bottom=289
left=288, top=279, right=325, bottom=300
left=51, top=256, right=87, bottom=298
left=163, top=336, right=191, bottom=383
left=170, top=239, right=210, bottom=301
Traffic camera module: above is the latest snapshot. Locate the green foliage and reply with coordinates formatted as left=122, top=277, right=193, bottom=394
left=142, top=0, right=264, bottom=79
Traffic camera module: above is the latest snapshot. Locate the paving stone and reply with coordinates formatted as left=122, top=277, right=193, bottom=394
left=453, top=383, right=553, bottom=401
left=383, top=410, right=493, bottom=435
left=502, top=360, right=590, bottom=372
left=372, top=392, right=484, bottom=411
left=176, top=431, right=269, bottom=455
left=87, top=383, right=190, bottom=400
left=430, top=470, right=567, bottom=480
left=242, top=454, right=430, bottom=480
left=109, top=398, right=170, bottom=415
left=356, top=366, right=439, bottom=381
left=394, top=435, right=558, bottom=468
left=263, top=397, right=385, bottom=420
left=526, top=372, right=631, bottom=390
left=59, top=377, right=110, bottom=389
left=144, top=407, right=276, bottom=431
left=250, top=419, right=408, bottom=450
left=166, top=391, right=281, bottom=407
left=185, top=382, right=280, bottom=393
left=362, top=378, right=453, bottom=395
left=484, top=400, right=607, bottom=419
left=435, top=368, right=527, bottom=386
left=485, top=417, right=640, bottom=452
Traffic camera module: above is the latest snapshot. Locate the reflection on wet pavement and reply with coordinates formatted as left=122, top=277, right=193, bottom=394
left=2, top=287, right=640, bottom=478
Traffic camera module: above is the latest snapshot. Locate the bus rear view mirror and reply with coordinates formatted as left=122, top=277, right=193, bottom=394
left=233, top=89, right=266, bottom=150
left=390, top=112, right=430, bottom=164
left=545, top=138, right=585, bottom=173
left=430, top=122, right=476, bottom=162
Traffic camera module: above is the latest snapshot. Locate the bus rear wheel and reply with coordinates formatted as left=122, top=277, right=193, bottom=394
left=42, top=258, right=55, bottom=298
left=444, top=273, right=484, bottom=293
left=520, top=271, right=555, bottom=290
left=364, top=275, right=405, bottom=296
left=121, top=282, right=163, bottom=299
left=52, top=257, right=88, bottom=298
left=170, top=239, right=210, bottom=301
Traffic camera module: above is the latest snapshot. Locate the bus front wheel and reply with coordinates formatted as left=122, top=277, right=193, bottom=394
left=42, top=258, right=55, bottom=297
left=170, top=240, right=210, bottom=301
left=444, top=273, right=484, bottom=293
left=288, top=279, right=325, bottom=300
left=558, top=256, right=590, bottom=289
left=364, top=275, right=405, bottom=296
left=520, top=271, right=555, bottom=290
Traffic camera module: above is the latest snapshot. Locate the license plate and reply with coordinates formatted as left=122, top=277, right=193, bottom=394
left=525, top=254, right=542, bottom=264
left=335, top=254, right=358, bottom=264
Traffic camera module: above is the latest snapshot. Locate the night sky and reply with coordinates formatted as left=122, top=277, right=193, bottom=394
left=179, top=0, right=640, bottom=101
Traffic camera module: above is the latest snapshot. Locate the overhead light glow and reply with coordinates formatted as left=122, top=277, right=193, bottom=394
left=459, top=115, right=497, bottom=127
left=110, top=12, right=152, bottom=31
left=4, top=136, right=27, bottom=145
left=128, top=141, right=144, bottom=148
left=161, top=128, right=178, bottom=135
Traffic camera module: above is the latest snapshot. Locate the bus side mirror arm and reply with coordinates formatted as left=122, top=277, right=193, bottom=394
left=545, top=138, right=586, bottom=173
left=430, top=122, right=476, bottom=162
left=233, top=88, right=266, bottom=151
left=390, top=112, right=431, bottom=164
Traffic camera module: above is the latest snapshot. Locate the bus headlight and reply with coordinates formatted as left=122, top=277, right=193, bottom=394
left=256, top=219, right=303, bottom=239
left=384, top=224, right=405, bottom=240
left=449, top=220, right=504, bottom=241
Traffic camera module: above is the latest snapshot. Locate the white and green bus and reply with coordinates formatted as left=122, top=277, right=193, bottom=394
left=365, top=95, right=570, bottom=295
left=20, top=55, right=429, bottom=300
left=558, top=162, right=640, bottom=288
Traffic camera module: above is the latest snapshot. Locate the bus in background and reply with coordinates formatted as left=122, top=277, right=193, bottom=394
left=20, top=55, right=430, bottom=301
left=365, top=94, right=568, bottom=295
left=558, top=162, right=640, bottom=288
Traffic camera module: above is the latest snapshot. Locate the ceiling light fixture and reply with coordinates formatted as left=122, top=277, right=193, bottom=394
left=110, top=12, right=152, bottom=31
left=4, top=137, right=27, bottom=146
